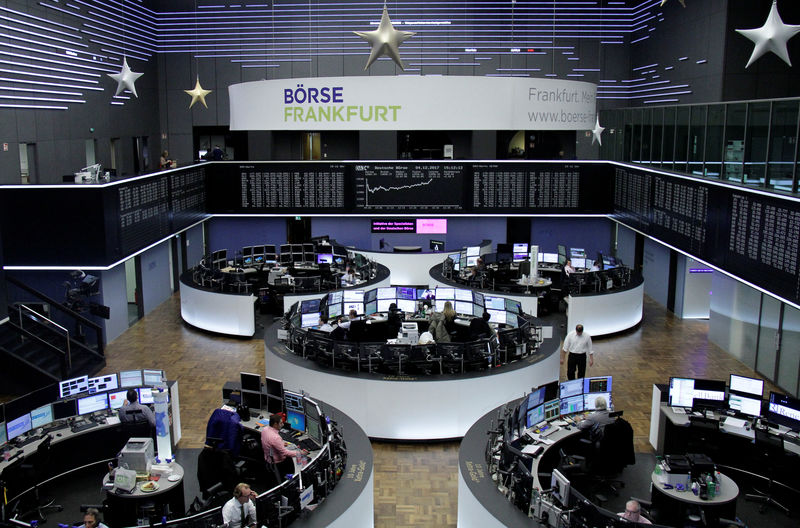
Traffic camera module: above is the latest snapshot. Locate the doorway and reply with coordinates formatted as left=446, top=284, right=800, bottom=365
left=18, top=143, right=37, bottom=184
left=287, top=218, right=311, bottom=243
left=133, top=136, right=150, bottom=174
left=124, top=257, right=143, bottom=327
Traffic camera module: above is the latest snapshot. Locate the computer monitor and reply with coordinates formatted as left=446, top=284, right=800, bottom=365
left=583, top=376, right=612, bottom=394
left=0, top=423, right=6, bottom=447
left=306, top=416, right=322, bottom=446
left=728, top=393, right=762, bottom=418
left=53, top=399, right=77, bottom=420
left=397, top=287, right=416, bottom=300
left=397, top=299, right=416, bottom=313
left=767, top=391, right=800, bottom=429
left=559, top=378, right=584, bottom=399
left=138, top=387, right=160, bottom=405
left=240, top=390, right=261, bottom=411
left=87, top=374, right=118, bottom=394
left=570, top=248, right=586, bottom=258
left=473, top=291, right=484, bottom=307
left=466, top=256, right=479, bottom=267
left=455, top=301, right=472, bottom=315
left=572, top=257, right=586, bottom=269
left=484, top=296, right=505, bottom=310
left=59, top=375, right=89, bottom=399
left=691, top=379, right=726, bottom=412
left=584, top=393, right=612, bottom=411
left=668, top=377, right=695, bottom=407
left=542, top=253, right=559, bottom=264
left=559, top=394, right=585, bottom=415
left=364, top=300, right=377, bottom=315
left=729, top=374, right=764, bottom=397
left=301, top=312, right=320, bottom=328
left=504, top=299, right=522, bottom=314
left=316, top=253, right=333, bottom=264
left=513, top=243, right=529, bottom=254
left=108, top=390, right=128, bottom=410
left=241, top=372, right=262, bottom=392
left=286, top=410, right=306, bottom=433
left=466, top=246, right=480, bottom=257
left=264, top=377, right=283, bottom=400
left=454, top=289, right=472, bottom=302
left=6, top=413, right=31, bottom=441
left=550, top=469, right=571, bottom=508
left=283, top=390, right=304, bottom=413
left=344, top=302, right=364, bottom=315
left=328, top=302, right=342, bottom=318
left=327, top=291, right=343, bottom=304
left=119, top=370, right=143, bottom=388
left=487, top=309, right=506, bottom=324
left=343, top=290, right=364, bottom=303
left=300, top=299, right=321, bottom=314
left=436, top=287, right=455, bottom=300
left=377, top=287, right=395, bottom=300
left=77, top=393, right=108, bottom=415
left=142, top=369, right=164, bottom=386
left=543, top=399, right=560, bottom=420
left=377, top=299, right=394, bottom=312
left=526, top=404, right=545, bottom=428
left=30, top=404, right=53, bottom=428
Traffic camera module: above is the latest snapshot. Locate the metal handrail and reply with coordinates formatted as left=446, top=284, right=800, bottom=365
left=18, top=304, right=72, bottom=370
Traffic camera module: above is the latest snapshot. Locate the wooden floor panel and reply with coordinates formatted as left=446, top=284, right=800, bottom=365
left=95, top=292, right=778, bottom=527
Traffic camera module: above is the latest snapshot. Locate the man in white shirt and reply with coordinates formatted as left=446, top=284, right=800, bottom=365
left=318, top=314, right=335, bottom=332
left=222, top=483, right=257, bottom=528
left=618, top=500, right=652, bottom=524
left=561, top=324, right=593, bottom=380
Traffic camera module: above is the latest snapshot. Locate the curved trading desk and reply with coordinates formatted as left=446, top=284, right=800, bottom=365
left=265, top=318, right=563, bottom=441
left=565, top=274, right=643, bottom=337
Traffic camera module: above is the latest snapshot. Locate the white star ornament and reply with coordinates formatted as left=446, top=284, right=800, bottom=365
left=591, top=117, right=605, bottom=146
left=108, top=57, right=143, bottom=97
left=353, top=4, right=415, bottom=70
left=736, top=0, right=800, bottom=68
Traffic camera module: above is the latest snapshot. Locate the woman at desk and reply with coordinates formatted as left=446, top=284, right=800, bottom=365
left=428, top=308, right=451, bottom=343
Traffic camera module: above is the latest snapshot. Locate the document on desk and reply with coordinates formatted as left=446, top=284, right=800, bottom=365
left=542, top=326, right=553, bottom=339
left=522, top=444, right=544, bottom=456
left=106, top=416, right=121, bottom=425
left=722, top=417, right=746, bottom=429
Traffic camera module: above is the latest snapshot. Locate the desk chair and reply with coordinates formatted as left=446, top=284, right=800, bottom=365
left=439, top=342, right=465, bottom=374
left=333, top=342, right=360, bottom=371
left=407, top=344, right=441, bottom=375
left=687, top=416, right=721, bottom=460
left=463, top=339, right=491, bottom=371
left=358, top=343, right=383, bottom=373
left=380, top=343, right=409, bottom=374
left=744, top=428, right=790, bottom=515
left=121, top=409, right=153, bottom=440
left=21, top=436, right=64, bottom=521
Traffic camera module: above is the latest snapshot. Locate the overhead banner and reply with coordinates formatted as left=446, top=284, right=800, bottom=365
left=229, top=76, right=597, bottom=131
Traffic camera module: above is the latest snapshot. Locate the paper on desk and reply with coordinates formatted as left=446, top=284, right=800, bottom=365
left=106, top=416, right=121, bottom=425
left=522, top=444, right=542, bottom=454
left=539, top=438, right=555, bottom=445
left=551, top=420, right=568, bottom=427
left=723, top=417, right=747, bottom=429
left=542, top=326, right=553, bottom=339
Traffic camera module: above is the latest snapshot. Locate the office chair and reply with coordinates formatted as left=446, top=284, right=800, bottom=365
left=358, top=343, right=384, bottom=373
left=744, top=428, right=790, bottom=515
left=121, top=409, right=153, bottom=441
left=20, top=436, right=64, bottom=521
left=197, top=438, right=241, bottom=493
left=333, top=342, right=360, bottom=371
left=406, top=344, right=441, bottom=375
left=380, top=343, right=409, bottom=375
left=438, top=342, right=465, bottom=374
left=463, top=339, right=491, bottom=371
left=686, top=416, right=721, bottom=460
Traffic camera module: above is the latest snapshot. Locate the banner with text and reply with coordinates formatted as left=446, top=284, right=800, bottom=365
left=229, top=76, right=597, bottom=131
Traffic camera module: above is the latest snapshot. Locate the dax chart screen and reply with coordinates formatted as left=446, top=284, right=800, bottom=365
left=353, top=163, right=465, bottom=211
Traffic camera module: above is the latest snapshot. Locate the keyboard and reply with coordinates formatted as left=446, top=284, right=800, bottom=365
left=71, top=421, right=99, bottom=433
left=43, top=422, right=70, bottom=434
left=280, top=429, right=300, bottom=442
left=297, top=438, right=320, bottom=452
left=540, top=425, right=560, bottom=437
left=16, top=435, right=43, bottom=447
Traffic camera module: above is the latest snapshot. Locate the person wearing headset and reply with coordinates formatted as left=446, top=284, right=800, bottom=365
left=222, top=483, right=257, bottom=528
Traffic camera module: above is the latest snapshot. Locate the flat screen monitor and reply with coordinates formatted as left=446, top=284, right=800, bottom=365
left=728, top=393, right=762, bottom=417
left=558, top=254, right=567, bottom=266
left=542, top=253, right=559, bottom=264
left=77, top=393, right=108, bottom=415
left=466, top=246, right=480, bottom=257
left=397, top=299, right=416, bottom=313
left=279, top=253, right=291, bottom=264
left=30, top=404, right=53, bottom=428
left=377, top=299, right=394, bottom=312
left=583, top=376, right=612, bottom=394
left=436, top=288, right=455, bottom=300
left=466, top=256, right=479, bottom=267
left=526, top=404, right=545, bottom=428
left=300, top=299, right=321, bottom=314
left=484, top=296, right=505, bottom=310
left=365, top=300, right=378, bottom=315
left=527, top=388, right=545, bottom=410
left=544, top=399, right=560, bottom=420
left=505, top=312, right=518, bottom=328
left=327, top=291, right=343, bottom=304
left=473, top=291, right=484, bottom=307
left=570, top=248, right=586, bottom=257
left=447, top=252, right=462, bottom=264
left=265, top=377, right=284, bottom=400
left=53, top=399, right=77, bottom=420
left=550, top=469, right=571, bottom=508
left=344, top=302, right=364, bottom=315
left=559, top=394, right=585, bottom=415
left=454, top=289, right=473, bottom=302
left=87, top=374, right=118, bottom=394
left=557, top=245, right=567, bottom=256
left=455, top=301, right=472, bottom=315
left=767, top=391, right=800, bottom=429
left=418, top=288, right=436, bottom=300
left=364, top=289, right=377, bottom=303
left=241, top=372, right=262, bottom=392
left=138, top=387, right=159, bottom=405
left=541, top=380, right=559, bottom=402
left=668, top=377, right=695, bottom=407
left=429, top=239, right=444, bottom=251
left=7, top=413, right=31, bottom=441
left=729, top=374, right=764, bottom=397
left=0, top=423, right=6, bottom=447
left=240, top=390, right=261, bottom=411
left=505, top=299, right=521, bottom=314
left=435, top=300, right=447, bottom=312
left=513, top=243, right=529, bottom=254
left=301, top=312, right=320, bottom=328
left=316, top=254, right=333, bottom=264
left=306, top=416, right=322, bottom=446
left=119, top=370, right=143, bottom=388
left=286, top=410, right=306, bottom=433
left=377, top=287, right=396, bottom=299
left=572, top=257, right=586, bottom=269
left=513, top=252, right=528, bottom=263
left=328, top=303, right=342, bottom=318
left=59, top=375, right=89, bottom=398
left=243, top=255, right=253, bottom=266
left=284, top=390, right=304, bottom=413
left=584, top=392, right=612, bottom=411
left=487, top=309, right=506, bottom=324
left=108, top=390, right=128, bottom=410
left=691, top=379, right=726, bottom=411
left=142, top=369, right=164, bottom=386
left=343, top=290, right=364, bottom=303
left=559, top=378, right=584, bottom=399
left=397, top=287, right=416, bottom=300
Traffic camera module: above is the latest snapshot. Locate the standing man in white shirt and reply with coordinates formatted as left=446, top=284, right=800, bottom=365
left=222, top=483, right=257, bottom=528
left=561, top=324, right=593, bottom=380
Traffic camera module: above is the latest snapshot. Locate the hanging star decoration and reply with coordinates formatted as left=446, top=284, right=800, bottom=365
left=660, top=0, right=686, bottom=7
left=185, top=77, right=212, bottom=109
left=353, top=3, right=415, bottom=70
left=591, top=116, right=605, bottom=146
left=108, top=57, right=143, bottom=98
left=736, top=0, right=800, bottom=68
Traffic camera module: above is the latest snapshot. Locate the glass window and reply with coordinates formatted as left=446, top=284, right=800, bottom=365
left=744, top=101, right=770, bottom=187
left=688, top=105, right=706, bottom=176
left=630, top=108, right=642, bottom=162
left=651, top=107, right=663, bottom=167
left=767, top=100, right=798, bottom=192
left=724, top=103, right=746, bottom=182
left=756, top=294, right=781, bottom=381
left=612, top=110, right=625, bottom=162
left=674, top=106, right=690, bottom=173
left=704, top=104, right=725, bottom=179
left=623, top=109, right=633, bottom=162
left=641, top=108, right=652, bottom=165
left=778, top=302, right=800, bottom=397
left=662, top=107, right=676, bottom=170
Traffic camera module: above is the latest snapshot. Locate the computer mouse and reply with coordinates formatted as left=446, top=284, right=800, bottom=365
left=36, top=428, right=43, bottom=436
left=56, top=433, right=62, bottom=437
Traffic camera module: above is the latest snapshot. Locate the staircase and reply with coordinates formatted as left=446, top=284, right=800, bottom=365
left=0, top=278, right=106, bottom=396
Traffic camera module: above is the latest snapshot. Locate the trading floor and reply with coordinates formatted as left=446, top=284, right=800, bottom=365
left=96, top=293, right=778, bottom=528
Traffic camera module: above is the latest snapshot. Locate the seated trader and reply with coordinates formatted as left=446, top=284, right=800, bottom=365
left=469, top=310, right=496, bottom=340
left=387, top=302, right=403, bottom=338
left=618, top=500, right=651, bottom=524
left=83, top=507, right=109, bottom=528
left=578, top=396, right=615, bottom=439
left=119, top=388, right=156, bottom=427
left=222, top=483, right=257, bottom=528
left=442, top=301, right=457, bottom=335
left=428, top=309, right=450, bottom=343
left=318, top=314, right=335, bottom=332
left=260, top=414, right=307, bottom=486
left=341, top=268, right=358, bottom=286
left=337, top=309, right=359, bottom=330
